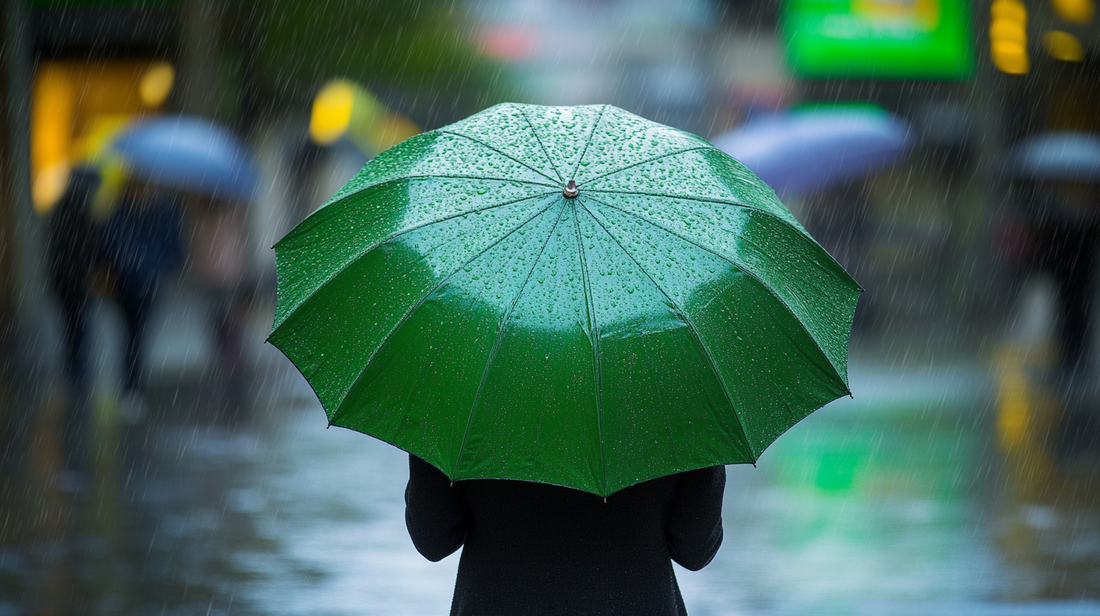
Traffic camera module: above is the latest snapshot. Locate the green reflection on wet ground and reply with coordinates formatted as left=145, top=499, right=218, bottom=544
left=2, top=348, right=1099, bottom=615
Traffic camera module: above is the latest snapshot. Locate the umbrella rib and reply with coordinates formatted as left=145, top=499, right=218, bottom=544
left=518, top=107, right=564, bottom=183
left=571, top=201, right=607, bottom=494
left=584, top=189, right=861, bottom=292
left=328, top=196, right=562, bottom=427
left=570, top=104, right=608, bottom=182
left=576, top=146, right=712, bottom=188
left=586, top=195, right=852, bottom=396
left=353, top=174, right=559, bottom=190
left=437, top=130, right=562, bottom=185
left=451, top=199, right=570, bottom=477
left=282, top=176, right=558, bottom=249
left=272, top=188, right=559, bottom=334
left=322, top=176, right=558, bottom=211
left=578, top=201, right=756, bottom=460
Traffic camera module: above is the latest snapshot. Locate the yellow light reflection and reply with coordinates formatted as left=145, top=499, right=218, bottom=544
left=310, top=81, right=356, bottom=145
left=71, top=115, right=131, bottom=219
left=991, top=0, right=1028, bottom=24
left=33, top=163, right=72, bottom=215
left=989, top=18, right=1027, bottom=45
left=1051, top=0, right=1094, bottom=23
left=139, top=62, right=175, bottom=108
left=990, top=0, right=1029, bottom=75
left=1043, top=30, right=1085, bottom=61
left=992, top=40, right=1030, bottom=74
left=31, top=65, right=74, bottom=214
left=993, top=344, right=1059, bottom=500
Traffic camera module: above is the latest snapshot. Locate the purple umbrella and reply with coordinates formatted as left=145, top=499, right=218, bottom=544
left=710, top=109, right=912, bottom=194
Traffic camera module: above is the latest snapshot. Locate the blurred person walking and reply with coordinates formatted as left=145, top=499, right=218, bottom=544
left=101, top=179, right=183, bottom=421
left=187, top=195, right=251, bottom=416
left=1005, top=132, right=1100, bottom=379
left=45, top=167, right=102, bottom=469
left=1031, top=181, right=1100, bottom=377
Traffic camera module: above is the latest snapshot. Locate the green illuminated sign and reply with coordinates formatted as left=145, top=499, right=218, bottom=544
left=782, top=0, right=975, bottom=80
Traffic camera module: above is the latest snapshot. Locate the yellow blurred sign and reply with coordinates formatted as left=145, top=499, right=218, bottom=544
left=30, top=59, right=174, bottom=214
left=309, top=79, right=420, bottom=156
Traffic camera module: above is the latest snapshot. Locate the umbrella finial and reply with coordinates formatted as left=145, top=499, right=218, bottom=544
left=563, top=180, right=579, bottom=198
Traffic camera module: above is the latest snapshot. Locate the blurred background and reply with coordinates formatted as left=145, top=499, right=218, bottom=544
left=1, top=0, right=1099, bottom=614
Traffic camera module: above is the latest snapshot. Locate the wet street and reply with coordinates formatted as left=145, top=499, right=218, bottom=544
left=3, top=310, right=1100, bottom=615
left=6, top=0, right=1100, bottom=613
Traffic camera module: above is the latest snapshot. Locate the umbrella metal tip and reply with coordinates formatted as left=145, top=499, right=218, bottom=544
left=563, top=180, right=579, bottom=198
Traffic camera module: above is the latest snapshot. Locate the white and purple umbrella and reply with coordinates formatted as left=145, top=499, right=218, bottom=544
left=711, top=109, right=912, bottom=194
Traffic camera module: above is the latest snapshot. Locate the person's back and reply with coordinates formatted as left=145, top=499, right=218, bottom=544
left=405, top=455, right=725, bottom=616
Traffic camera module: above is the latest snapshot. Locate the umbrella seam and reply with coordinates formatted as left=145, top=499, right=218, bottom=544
left=333, top=174, right=559, bottom=199
left=578, top=201, right=756, bottom=461
left=576, top=146, right=712, bottom=188
left=571, top=200, right=607, bottom=495
left=271, top=187, right=559, bottom=333
left=518, top=107, right=565, bottom=183
left=278, top=177, right=557, bottom=251
left=585, top=189, right=862, bottom=293
left=452, top=199, right=571, bottom=478
left=570, top=104, right=609, bottom=183
left=316, top=170, right=559, bottom=213
left=437, top=130, right=562, bottom=185
left=325, top=195, right=563, bottom=428
left=586, top=194, right=852, bottom=396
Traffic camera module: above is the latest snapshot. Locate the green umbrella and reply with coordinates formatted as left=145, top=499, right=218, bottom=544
left=269, top=103, right=860, bottom=497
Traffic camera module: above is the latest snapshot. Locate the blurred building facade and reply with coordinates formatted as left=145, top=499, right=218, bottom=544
left=3, top=0, right=1100, bottom=378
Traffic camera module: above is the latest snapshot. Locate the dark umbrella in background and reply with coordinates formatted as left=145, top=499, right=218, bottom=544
left=710, top=108, right=912, bottom=195
left=1004, top=131, right=1100, bottom=184
left=109, top=116, right=261, bottom=202
left=1003, top=131, right=1100, bottom=374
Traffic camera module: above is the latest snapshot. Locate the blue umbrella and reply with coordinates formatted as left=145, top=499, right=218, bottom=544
left=710, top=109, right=911, bottom=194
left=1004, top=132, right=1100, bottom=183
left=110, top=116, right=260, bottom=201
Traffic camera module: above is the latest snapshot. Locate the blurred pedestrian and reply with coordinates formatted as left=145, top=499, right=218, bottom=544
left=186, top=194, right=251, bottom=415
left=45, top=167, right=102, bottom=469
left=101, top=179, right=183, bottom=422
left=405, top=455, right=725, bottom=615
left=1030, top=181, right=1100, bottom=377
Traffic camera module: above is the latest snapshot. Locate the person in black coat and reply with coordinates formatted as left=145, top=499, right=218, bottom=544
left=405, top=454, right=725, bottom=616
left=46, top=168, right=102, bottom=470
left=100, top=180, right=183, bottom=419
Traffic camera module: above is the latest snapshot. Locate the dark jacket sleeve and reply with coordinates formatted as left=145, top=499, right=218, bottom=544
left=664, top=465, right=725, bottom=571
left=405, top=454, right=470, bottom=562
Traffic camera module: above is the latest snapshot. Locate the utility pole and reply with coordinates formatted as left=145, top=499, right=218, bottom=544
left=1, top=0, right=49, bottom=373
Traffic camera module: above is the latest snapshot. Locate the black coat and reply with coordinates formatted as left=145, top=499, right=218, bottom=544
left=405, top=455, right=725, bottom=616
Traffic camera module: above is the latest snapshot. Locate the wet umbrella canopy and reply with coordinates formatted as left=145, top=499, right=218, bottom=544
left=269, top=103, right=860, bottom=497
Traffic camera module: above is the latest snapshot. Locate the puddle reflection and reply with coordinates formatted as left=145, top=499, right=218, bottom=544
left=1, top=352, right=1099, bottom=615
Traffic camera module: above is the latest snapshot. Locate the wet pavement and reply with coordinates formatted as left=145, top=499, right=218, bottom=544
left=2, top=308, right=1100, bottom=615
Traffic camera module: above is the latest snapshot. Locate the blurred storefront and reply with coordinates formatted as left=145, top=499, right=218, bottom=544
left=778, top=0, right=982, bottom=343
left=771, top=0, right=1097, bottom=353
